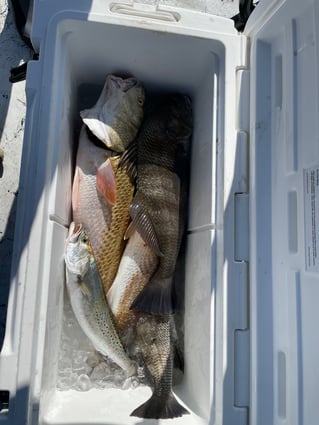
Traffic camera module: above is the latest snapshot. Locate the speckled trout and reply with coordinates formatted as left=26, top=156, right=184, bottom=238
left=64, top=222, right=136, bottom=377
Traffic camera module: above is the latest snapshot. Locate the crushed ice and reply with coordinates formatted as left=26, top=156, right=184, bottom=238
left=57, top=297, right=144, bottom=391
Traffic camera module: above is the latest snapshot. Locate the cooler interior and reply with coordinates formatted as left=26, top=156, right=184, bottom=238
left=25, top=16, right=239, bottom=425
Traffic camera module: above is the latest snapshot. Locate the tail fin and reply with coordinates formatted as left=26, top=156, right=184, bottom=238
left=130, top=277, right=173, bottom=314
left=130, top=392, right=189, bottom=419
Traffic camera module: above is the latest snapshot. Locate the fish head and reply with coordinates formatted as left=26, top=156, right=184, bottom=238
left=65, top=222, right=92, bottom=277
left=80, top=75, right=145, bottom=153
left=166, top=94, right=193, bottom=142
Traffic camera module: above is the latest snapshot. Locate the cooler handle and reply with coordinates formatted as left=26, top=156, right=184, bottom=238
left=109, top=2, right=180, bottom=22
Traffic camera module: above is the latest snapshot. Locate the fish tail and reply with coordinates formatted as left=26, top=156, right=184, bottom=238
left=130, top=392, right=189, bottom=419
left=130, top=277, right=173, bottom=315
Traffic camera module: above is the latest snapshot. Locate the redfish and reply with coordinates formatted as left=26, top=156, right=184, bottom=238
left=107, top=230, right=158, bottom=333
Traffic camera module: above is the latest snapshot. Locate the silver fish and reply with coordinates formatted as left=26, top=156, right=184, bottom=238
left=64, top=222, right=136, bottom=377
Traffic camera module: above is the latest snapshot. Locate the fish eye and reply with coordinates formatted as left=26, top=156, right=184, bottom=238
left=137, top=97, right=144, bottom=106
left=81, top=234, right=89, bottom=243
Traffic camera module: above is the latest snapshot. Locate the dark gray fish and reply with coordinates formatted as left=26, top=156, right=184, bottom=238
left=130, top=314, right=189, bottom=419
left=80, top=74, right=145, bottom=153
left=120, top=94, right=192, bottom=315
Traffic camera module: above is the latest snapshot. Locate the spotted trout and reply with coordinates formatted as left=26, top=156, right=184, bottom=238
left=81, top=74, right=145, bottom=152
left=64, top=222, right=136, bottom=377
left=120, top=94, right=192, bottom=314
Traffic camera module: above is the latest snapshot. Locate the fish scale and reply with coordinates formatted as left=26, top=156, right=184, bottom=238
left=72, top=74, right=145, bottom=296
left=120, top=94, right=192, bottom=315
left=131, top=315, right=189, bottom=419
left=96, top=156, right=134, bottom=295
left=107, top=230, right=189, bottom=419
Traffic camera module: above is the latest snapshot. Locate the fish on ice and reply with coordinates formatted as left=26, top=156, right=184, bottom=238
left=64, top=222, right=136, bottom=377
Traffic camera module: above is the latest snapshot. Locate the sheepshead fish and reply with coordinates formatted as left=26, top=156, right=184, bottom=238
left=120, top=94, right=192, bottom=314
left=64, top=222, right=136, bottom=377
left=130, top=315, right=189, bottom=419
left=72, top=127, right=134, bottom=294
left=80, top=74, right=145, bottom=153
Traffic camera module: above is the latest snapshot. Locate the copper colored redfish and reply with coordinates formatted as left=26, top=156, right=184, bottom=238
left=72, top=129, right=134, bottom=295
left=96, top=155, right=134, bottom=294
left=107, top=230, right=158, bottom=333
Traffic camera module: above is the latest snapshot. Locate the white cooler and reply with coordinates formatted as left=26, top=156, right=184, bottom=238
left=0, top=0, right=318, bottom=424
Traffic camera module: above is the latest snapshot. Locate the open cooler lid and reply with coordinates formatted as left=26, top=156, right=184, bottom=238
left=29, top=0, right=241, bottom=53
left=244, top=0, right=319, bottom=424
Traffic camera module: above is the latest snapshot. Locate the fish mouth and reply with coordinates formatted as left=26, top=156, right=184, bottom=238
left=68, top=222, right=83, bottom=243
left=108, top=75, right=141, bottom=93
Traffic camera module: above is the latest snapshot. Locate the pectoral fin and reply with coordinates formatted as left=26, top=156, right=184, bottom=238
left=80, top=281, right=91, bottom=297
left=129, top=192, right=163, bottom=257
left=96, top=158, right=117, bottom=206
left=72, top=168, right=82, bottom=211
left=119, top=139, right=138, bottom=182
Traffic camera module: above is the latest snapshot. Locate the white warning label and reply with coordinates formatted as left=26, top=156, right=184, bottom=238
left=304, top=166, right=319, bottom=271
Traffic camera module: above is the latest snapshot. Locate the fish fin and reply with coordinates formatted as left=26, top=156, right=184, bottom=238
left=96, top=158, right=117, bottom=206
left=130, top=392, right=189, bottom=419
left=129, top=192, right=163, bottom=257
left=81, top=114, right=109, bottom=143
left=72, top=168, right=83, bottom=211
left=119, top=139, right=137, bottom=181
left=124, top=221, right=135, bottom=240
left=80, top=282, right=91, bottom=297
left=130, top=277, right=173, bottom=314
